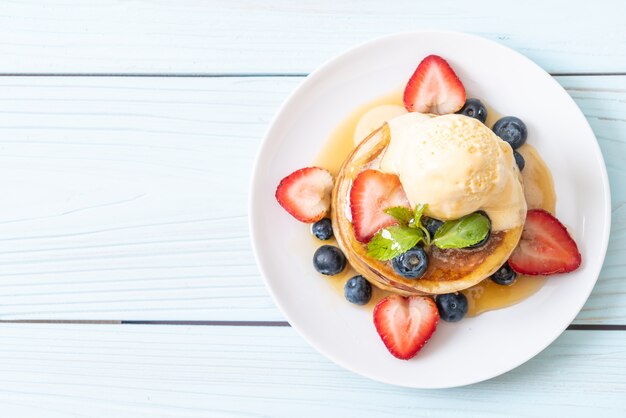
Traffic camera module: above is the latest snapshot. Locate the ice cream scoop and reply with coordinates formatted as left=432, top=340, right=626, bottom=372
left=380, top=113, right=526, bottom=231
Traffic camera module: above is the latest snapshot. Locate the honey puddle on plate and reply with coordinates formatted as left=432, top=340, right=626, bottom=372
left=314, top=90, right=556, bottom=317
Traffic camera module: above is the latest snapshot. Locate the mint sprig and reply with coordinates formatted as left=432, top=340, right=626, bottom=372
left=367, top=204, right=492, bottom=260
left=368, top=204, right=430, bottom=260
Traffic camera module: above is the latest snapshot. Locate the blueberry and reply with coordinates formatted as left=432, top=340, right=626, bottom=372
left=422, top=216, right=443, bottom=239
left=436, top=293, right=468, bottom=322
left=491, top=262, right=517, bottom=285
left=311, top=218, right=333, bottom=240
left=344, top=275, right=372, bottom=305
left=392, top=246, right=428, bottom=279
left=514, top=150, right=525, bottom=171
left=457, top=98, right=488, bottom=123
left=492, top=116, right=527, bottom=149
left=466, top=211, right=491, bottom=249
left=313, top=245, right=346, bottom=276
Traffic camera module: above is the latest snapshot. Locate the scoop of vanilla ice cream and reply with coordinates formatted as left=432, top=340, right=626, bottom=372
left=380, top=113, right=526, bottom=231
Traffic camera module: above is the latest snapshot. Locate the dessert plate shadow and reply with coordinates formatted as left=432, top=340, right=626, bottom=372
left=249, top=31, right=611, bottom=388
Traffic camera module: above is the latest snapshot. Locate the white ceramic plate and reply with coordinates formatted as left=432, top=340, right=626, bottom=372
left=249, top=31, right=611, bottom=388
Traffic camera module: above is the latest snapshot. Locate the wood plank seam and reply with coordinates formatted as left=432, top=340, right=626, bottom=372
left=0, top=320, right=625, bottom=330
left=0, top=72, right=625, bottom=77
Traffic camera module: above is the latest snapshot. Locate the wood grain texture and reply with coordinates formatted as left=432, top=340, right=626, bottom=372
left=1, top=0, right=625, bottom=74
left=0, top=324, right=622, bottom=417
left=0, top=75, right=623, bottom=322
left=0, top=76, right=275, bottom=320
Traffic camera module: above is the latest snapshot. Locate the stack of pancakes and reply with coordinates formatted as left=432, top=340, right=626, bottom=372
left=331, top=124, right=523, bottom=295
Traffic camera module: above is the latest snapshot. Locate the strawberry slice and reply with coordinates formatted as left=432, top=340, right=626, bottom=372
left=373, top=295, right=439, bottom=360
left=275, top=167, right=333, bottom=223
left=403, top=55, right=466, bottom=114
left=509, top=209, right=582, bottom=275
left=350, top=169, right=410, bottom=243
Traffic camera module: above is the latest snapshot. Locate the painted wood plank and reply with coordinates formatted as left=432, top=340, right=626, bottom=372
left=0, top=75, right=623, bottom=322
left=0, top=76, right=279, bottom=320
left=1, top=0, right=625, bottom=74
left=0, top=324, right=623, bottom=417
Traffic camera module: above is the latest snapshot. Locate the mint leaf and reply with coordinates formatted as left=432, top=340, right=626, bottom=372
left=409, top=203, right=428, bottom=229
left=418, top=225, right=432, bottom=246
left=433, top=212, right=491, bottom=249
left=367, top=226, right=425, bottom=261
left=414, top=204, right=427, bottom=223
left=384, top=206, right=413, bottom=225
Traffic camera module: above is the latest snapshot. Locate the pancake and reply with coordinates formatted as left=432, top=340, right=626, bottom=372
left=331, top=123, right=524, bottom=295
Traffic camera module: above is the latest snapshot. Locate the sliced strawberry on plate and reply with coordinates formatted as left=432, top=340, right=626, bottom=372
left=350, top=169, right=410, bottom=243
left=403, top=54, right=466, bottom=114
left=373, top=295, right=439, bottom=360
left=509, top=209, right=582, bottom=275
left=275, top=167, right=333, bottom=223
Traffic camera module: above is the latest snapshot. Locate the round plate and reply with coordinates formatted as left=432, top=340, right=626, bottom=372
left=249, top=31, right=611, bottom=388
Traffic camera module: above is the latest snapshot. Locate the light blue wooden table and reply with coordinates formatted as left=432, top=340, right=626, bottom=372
left=0, top=1, right=624, bottom=416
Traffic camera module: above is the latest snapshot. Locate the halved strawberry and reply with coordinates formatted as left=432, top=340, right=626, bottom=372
left=509, top=209, right=582, bottom=275
left=403, top=54, right=466, bottom=114
left=350, top=169, right=410, bottom=243
left=275, top=167, right=333, bottom=223
left=373, top=295, right=439, bottom=360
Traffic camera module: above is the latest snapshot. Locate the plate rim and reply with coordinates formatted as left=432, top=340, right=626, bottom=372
left=248, top=30, right=612, bottom=388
